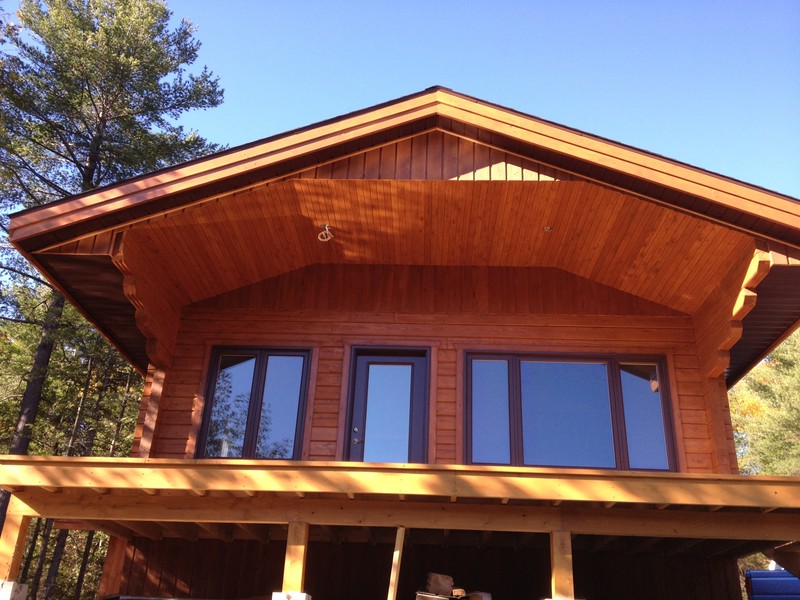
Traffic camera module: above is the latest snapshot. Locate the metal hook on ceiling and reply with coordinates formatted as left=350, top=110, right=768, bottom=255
left=317, top=224, right=334, bottom=242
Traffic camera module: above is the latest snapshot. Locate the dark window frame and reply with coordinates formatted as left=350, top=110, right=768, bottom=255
left=196, top=346, right=311, bottom=460
left=465, top=352, right=676, bottom=471
left=345, top=346, right=430, bottom=463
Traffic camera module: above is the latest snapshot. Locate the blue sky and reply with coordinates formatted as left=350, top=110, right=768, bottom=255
left=167, top=1, right=800, bottom=199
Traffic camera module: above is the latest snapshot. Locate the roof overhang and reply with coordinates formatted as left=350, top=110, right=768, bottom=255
left=8, top=87, right=800, bottom=380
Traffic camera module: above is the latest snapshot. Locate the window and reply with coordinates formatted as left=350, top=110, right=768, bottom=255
left=345, top=349, right=429, bottom=463
left=466, top=354, right=674, bottom=470
left=198, top=347, right=310, bottom=459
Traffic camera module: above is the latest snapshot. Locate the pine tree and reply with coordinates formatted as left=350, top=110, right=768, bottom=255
left=0, top=0, right=223, bottom=595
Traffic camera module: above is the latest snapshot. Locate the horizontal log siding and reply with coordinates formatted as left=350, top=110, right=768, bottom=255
left=148, top=264, right=721, bottom=473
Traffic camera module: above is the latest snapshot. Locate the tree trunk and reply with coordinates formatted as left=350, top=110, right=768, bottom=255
left=28, top=518, right=54, bottom=599
left=108, top=372, right=133, bottom=455
left=72, top=530, right=95, bottom=600
left=67, top=354, right=94, bottom=455
left=19, top=517, right=43, bottom=582
left=0, top=291, right=65, bottom=533
left=43, top=528, right=68, bottom=599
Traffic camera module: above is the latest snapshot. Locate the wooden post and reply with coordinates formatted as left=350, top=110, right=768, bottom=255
left=96, top=536, right=128, bottom=598
left=0, top=497, right=31, bottom=583
left=550, top=530, right=575, bottom=600
left=282, top=521, right=310, bottom=593
left=134, top=366, right=165, bottom=458
left=387, top=527, right=406, bottom=600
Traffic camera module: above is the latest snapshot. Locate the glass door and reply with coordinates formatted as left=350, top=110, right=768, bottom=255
left=347, top=350, right=428, bottom=463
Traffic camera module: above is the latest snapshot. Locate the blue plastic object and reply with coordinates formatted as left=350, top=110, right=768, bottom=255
left=746, top=570, right=800, bottom=599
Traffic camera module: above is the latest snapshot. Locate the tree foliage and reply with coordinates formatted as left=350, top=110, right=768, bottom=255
left=0, top=0, right=222, bottom=202
left=730, top=330, right=800, bottom=476
left=0, top=0, right=223, bottom=596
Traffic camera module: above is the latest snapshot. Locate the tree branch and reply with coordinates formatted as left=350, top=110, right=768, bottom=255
left=2, top=149, right=72, bottom=197
left=0, top=314, right=43, bottom=326
left=0, top=265, right=54, bottom=289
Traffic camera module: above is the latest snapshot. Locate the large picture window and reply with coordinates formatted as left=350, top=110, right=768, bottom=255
left=198, top=347, right=310, bottom=459
left=467, top=354, right=675, bottom=470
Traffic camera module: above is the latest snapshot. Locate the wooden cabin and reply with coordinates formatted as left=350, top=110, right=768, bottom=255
left=3, top=87, right=800, bottom=600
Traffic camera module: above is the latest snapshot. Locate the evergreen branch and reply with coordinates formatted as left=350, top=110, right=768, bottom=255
left=0, top=265, right=53, bottom=288
left=3, top=148, right=72, bottom=197
left=9, top=125, right=79, bottom=168
left=0, top=314, right=43, bottom=326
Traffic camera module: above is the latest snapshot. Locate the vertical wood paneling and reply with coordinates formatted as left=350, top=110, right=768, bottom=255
left=284, top=130, right=574, bottom=183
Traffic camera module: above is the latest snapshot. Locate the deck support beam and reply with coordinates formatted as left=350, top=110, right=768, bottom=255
left=550, top=530, right=575, bottom=600
left=282, top=521, right=309, bottom=593
left=0, top=496, right=31, bottom=584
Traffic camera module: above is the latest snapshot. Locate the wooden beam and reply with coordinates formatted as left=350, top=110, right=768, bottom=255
left=134, top=367, right=164, bottom=458
left=283, top=521, right=309, bottom=593
left=662, top=538, right=707, bottom=556
left=550, top=530, right=574, bottom=600
left=160, top=521, right=199, bottom=541
left=362, top=526, right=376, bottom=546
left=628, top=537, right=662, bottom=553
left=195, top=522, right=233, bottom=542
left=387, top=527, right=405, bottom=600
left=2, top=457, right=800, bottom=510
left=236, top=523, right=270, bottom=543
left=9, top=492, right=800, bottom=542
left=82, top=520, right=134, bottom=541
left=0, top=496, right=31, bottom=582
left=478, top=530, right=492, bottom=549
left=96, top=537, right=127, bottom=599
left=121, top=521, right=163, bottom=541
left=589, top=535, right=617, bottom=553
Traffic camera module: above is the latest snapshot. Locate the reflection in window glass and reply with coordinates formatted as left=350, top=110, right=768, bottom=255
left=363, top=364, right=412, bottom=462
left=471, top=360, right=510, bottom=464
left=621, top=363, right=669, bottom=469
left=204, top=354, right=256, bottom=458
left=256, top=355, right=304, bottom=459
left=521, top=361, right=615, bottom=468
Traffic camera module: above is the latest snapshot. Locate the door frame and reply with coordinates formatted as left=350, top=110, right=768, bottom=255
left=344, top=346, right=430, bottom=463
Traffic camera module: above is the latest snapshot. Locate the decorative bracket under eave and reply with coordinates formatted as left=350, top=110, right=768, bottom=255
left=695, top=242, right=772, bottom=379
left=110, top=231, right=178, bottom=369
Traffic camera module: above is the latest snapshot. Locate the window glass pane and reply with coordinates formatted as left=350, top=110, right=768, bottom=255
left=621, top=363, right=669, bottom=469
left=204, top=354, right=256, bottom=458
left=255, top=355, right=304, bottom=459
left=363, top=364, right=412, bottom=462
left=471, top=359, right=510, bottom=464
left=521, top=361, right=615, bottom=468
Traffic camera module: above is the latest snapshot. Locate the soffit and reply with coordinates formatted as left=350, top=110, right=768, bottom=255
left=120, top=178, right=749, bottom=315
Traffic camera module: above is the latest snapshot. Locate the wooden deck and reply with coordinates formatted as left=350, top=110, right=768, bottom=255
left=2, top=456, right=799, bottom=540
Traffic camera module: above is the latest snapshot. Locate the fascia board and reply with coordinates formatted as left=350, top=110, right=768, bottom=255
left=9, top=88, right=800, bottom=246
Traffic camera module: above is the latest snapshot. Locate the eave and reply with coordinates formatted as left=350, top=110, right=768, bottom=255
left=7, top=87, right=800, bottom=380
left=10, top=87, right=800, bottom=251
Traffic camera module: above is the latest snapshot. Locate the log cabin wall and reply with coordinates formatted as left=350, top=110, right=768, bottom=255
left=140, top=263, right=729, bottom=474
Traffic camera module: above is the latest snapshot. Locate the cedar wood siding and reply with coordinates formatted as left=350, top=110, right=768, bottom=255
left=139, top=263, right=732, bottom=475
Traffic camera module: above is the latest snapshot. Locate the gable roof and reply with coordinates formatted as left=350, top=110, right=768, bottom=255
left=8, top=87, right=800, bottom=381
